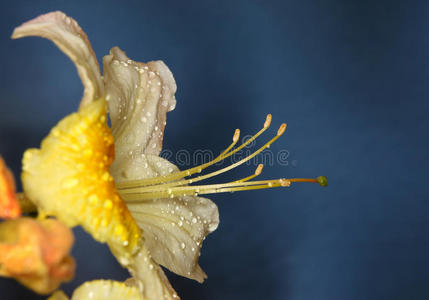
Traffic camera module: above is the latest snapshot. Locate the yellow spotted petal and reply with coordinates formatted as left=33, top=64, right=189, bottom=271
left=21, top=99, right=140, bottom=264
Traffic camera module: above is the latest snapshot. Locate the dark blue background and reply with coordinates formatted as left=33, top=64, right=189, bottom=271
left=1, top=1, right=428, bottom=299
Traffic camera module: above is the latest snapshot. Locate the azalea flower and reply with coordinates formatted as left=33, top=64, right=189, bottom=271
left=11, top=11, right=327, bottom=300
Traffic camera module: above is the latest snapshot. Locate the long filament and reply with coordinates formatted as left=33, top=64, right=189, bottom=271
left=116, top=114, right=272, bottom=189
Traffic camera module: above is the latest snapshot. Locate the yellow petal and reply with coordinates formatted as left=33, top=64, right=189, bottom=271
left=12, top=11, right=103, bottom=109
left=48, top=280, right=144, bottom=300
left=47, top=290, right=69, bottom=300
left=72, top=280, right=144, bottom=300
left=21, top=100, right=141, bottom=265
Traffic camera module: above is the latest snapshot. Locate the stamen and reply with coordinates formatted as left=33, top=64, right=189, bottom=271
left=115, top=113, right=327, bottom=202
left=218, top=129, right=240, bottom=158
left=120, top=175, right=325, bottom=202
left=116, top=114, right=273, bottom=189
left=234, top=164, right=263, bottom=183
left=119, top=123, right=286, bottom=194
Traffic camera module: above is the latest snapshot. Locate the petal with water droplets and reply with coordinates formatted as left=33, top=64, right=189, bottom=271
left=103, top=46, right=176, bottom=162
left=12, top=11, right=103, bottom=109
left=127, top=195, right=219, bottom=283
left=128, top=246, right=180, bottom=300
left=117, top=155, right=219, bottom=282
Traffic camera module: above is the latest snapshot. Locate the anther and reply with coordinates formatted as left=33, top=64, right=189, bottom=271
left=277, top=123, right=287, bottom=136
left=233, top=129, right=240, bottom=142
left=255, top=164, right=264, bottom=176
left=264, top=114, right=272, bottom=128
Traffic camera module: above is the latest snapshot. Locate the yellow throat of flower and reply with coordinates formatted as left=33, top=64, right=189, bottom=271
left=116, top=114, right=328, bottom=202
left=21, top=99, right=141, bottom=264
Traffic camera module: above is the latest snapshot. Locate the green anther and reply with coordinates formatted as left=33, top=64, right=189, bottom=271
left=317, top=176, right=328, bottom=187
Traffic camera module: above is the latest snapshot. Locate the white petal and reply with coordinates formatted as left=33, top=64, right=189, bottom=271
left=11, top=11, right=103, bottom=109
left=127, top=195, right=219, bottom=283
left=116, top=154, right=219, bottom=282
left=71, top=280, right=144, bottom=300
left=111, top=153, right=179, bottom=184
left=128, top=246, right=180, bottom=300
left=103, top=47, right=176, bottom=160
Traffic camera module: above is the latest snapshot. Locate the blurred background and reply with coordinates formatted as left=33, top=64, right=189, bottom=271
left=0, top=0, right=428, bottom=299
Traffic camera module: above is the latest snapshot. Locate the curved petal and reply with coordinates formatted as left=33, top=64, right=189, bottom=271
left=127, top=195, right=219, bottom=283
left=117, top=154, right=219, bottom=282
left=103, top=47, right=176, bottom=162
left=12, top=11, right=103, bottom=109
left=128, top=246, right=179, bottom=300
left=48, top=280, right=144, bottom=300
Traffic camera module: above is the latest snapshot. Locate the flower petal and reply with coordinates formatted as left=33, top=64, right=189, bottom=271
left=12, top=11, right=103, bottom=109
left=0, top=218, right=75, bottom=294
left=48, top=290, right=69, bottom=300
left=0, top=156, right=21, bottom=219
left=117, top=155, right=219, bottom=282
left=48, top=280, right=144, bottom=300
left=21, top=100, right=141, bottom=264
left=127, top=195, right=219, bottom=283
left=72, top=280, right=144, bottom=300
left=111, top=153, right=180, bottom=183
left=128, top=246, right=179, bottom=300
left=103, top=47, right=176, bottom=162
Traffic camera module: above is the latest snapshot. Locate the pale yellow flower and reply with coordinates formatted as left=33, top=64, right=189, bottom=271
left=11, top=11, right=326, bottom=300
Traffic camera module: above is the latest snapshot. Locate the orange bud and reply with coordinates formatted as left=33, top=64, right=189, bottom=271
left=0, top=156, right=21, bottom=218
left=0, top=218, right=75, bottom=294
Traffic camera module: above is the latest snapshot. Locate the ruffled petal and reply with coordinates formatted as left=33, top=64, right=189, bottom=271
left=117, top=154, right=219, bottom=282
left=21, top=100, right=141, bottom=264
left=103, top=47, right=176, bottom=163
left=48, top=280, right=144, bottom=300
left=12, top=11, right=103, bottom=109
left=127, top=195, right=219, bottom=283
